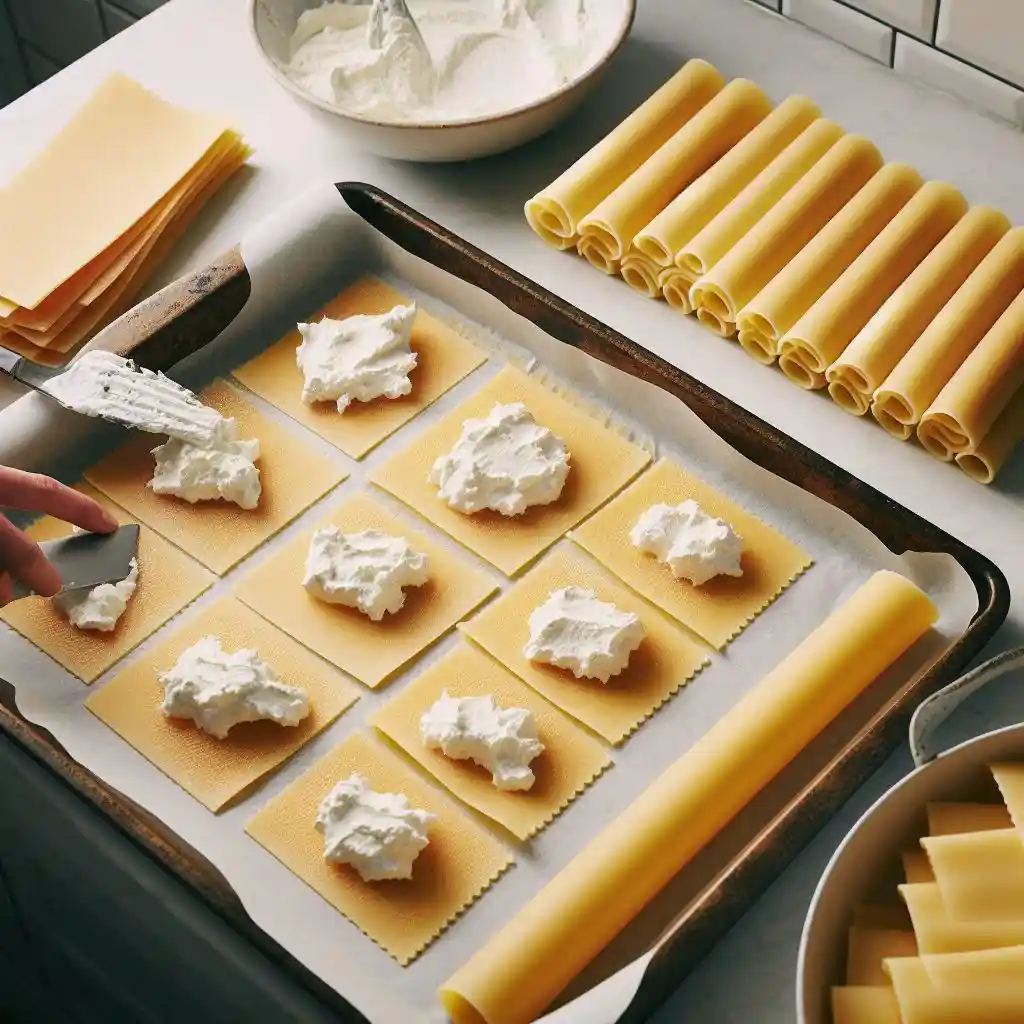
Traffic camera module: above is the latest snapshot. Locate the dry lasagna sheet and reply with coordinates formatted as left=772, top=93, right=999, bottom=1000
left=0, top=183, right=977, bottom=1024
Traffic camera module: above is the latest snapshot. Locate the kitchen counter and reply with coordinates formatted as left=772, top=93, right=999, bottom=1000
left=2, top=0, right=1024, bottom=1020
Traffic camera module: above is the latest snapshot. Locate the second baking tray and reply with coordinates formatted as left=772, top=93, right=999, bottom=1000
left=0, top=182, right=1009, bottom=1023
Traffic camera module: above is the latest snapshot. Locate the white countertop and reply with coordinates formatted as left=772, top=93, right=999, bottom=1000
left=3, top=0, right=1024, bottom=1020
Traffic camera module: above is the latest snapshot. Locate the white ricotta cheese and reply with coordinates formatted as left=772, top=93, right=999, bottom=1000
left=523, top=586, right=644, bottom=683
left=420, top=690, right=544, bottom=791
left=302, top=527, right=430, bottom=620
left=159, top=636, right=310, bottom=739
left=629, top=500, right=744, bottom=586
left=54, top=557, right=139, bottom=633
left=428, top=402, right=570, bottom=516
left=149, top=417, right=261, bottom=510
left=315, top=773, right=435, bottom=881
left=296, top=303, right=418, bottom=413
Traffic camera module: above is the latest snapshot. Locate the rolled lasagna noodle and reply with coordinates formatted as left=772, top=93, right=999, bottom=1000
left=917, top=289, right=1024, bottom=460
left=659, top=265, right=698, bottom=312
left=690, top=134, right=882, bottom=324
left=873, top=226, right=1024, bottom=437
left=827, top=203, right=1002, bottom=416
left=634, top=95, right=820, bottom=267
left=900, top=882, right=1024, bottom=955
left=696, top=306, right=737, bottom=339
left=576, top=234, right=620, bottom=277
left=956, top=388, right=1024, bottom=484
left=439, top=571, right=937, bottom=1024
left=620, top=247, right=664, bottom=300
left=679, top=118, right=844, bottom=280
left=777, top=180, right=967, bottom=390
left=735, top=163, right=922, bottom=364
left=577, top=79, right=773, bottom=266
left=525, top=60, right=726, bottom=249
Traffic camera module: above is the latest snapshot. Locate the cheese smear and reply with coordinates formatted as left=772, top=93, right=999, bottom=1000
left=159, top=636, right=310, bottom=739
left=429, top=402, right=570, bottom=516
left=302, top=526, right=430, bottom=620
left=524, top=585, right=644, bottom=682
left=296, top=304, right=418, bottom=413
left=316, top=773, right=435, bottom=881
left=149, top=418, right=262, bottom=510
left=54, top=557, right=139, bottom=632
left=420, top=690, right=544, bottom=791
left=630, top=500, right=744, bottom=586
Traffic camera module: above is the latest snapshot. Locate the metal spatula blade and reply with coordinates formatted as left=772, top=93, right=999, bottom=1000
left=8, top=523, right=140, bottom=602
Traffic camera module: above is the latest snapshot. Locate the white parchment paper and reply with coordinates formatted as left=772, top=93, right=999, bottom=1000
left=0, top=183, right=978, bottom=1024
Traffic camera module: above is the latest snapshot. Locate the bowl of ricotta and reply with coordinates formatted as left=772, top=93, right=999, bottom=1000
left=250, top=0, right=635, bottom=161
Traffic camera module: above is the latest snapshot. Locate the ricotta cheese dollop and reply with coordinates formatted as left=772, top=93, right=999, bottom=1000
left=315, top=773, right=435, bottom=881
left=149, top=418, right=262, bottom=510
left=159, top=636, right=310, bottom=739
left=302, top=527, right=430, bottom=620
left=420, top=690, right=544, bottom=791
left=629, top=500, right=744, bottom=586
left=524, top=586, right=644, bottom=683
left=54, top=557, right=139, bottom=632
left=429, top=402, right=570, bottom=516
left=296, top=303, right=418, bottom=413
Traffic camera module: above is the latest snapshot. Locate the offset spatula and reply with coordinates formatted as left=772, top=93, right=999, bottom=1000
left=8, top=523, right=140, bottom=601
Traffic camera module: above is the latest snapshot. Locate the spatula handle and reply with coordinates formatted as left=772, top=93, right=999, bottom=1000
left=76, top=245, right=251, bottom=374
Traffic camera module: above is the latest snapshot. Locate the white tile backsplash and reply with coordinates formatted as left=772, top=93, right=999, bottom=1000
left=936, top=0, right=1024, bottom=88
left=842, top=0, right=936, bottom=38
left=783, top=0, right=894, bottom=64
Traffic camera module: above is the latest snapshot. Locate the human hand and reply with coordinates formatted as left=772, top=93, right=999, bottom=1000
left=0, top=467, right=118, bottom=605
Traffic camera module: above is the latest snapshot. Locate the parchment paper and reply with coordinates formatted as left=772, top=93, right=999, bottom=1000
left=0, top=183, right=977, bottom=1024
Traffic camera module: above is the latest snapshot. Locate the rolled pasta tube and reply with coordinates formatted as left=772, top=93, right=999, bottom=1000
left=634, top=94, right=820, bottom=267
left=439, top=571, right=937, bottom=1024
left=576, top=234, right=620, bottom=277
left=917, top=289, right=1024, bottom=460
left=735, top=163, right=923, bottom=360
left=659, top=265, right=698, bottom=312
left=738, top=325, right=779, bottom=365
left=873, top=227, right=1024, bottom=437
left=677, top=118, right=845, bottom=280
left=777, top=179, right=968, bottom=386
left=691, top=134, right=882, bottom=324
left=577, top=79, right=773, bottom=266
left=778, top=348, right=827, bottom=390
left=524, top=60, right=726, bottom=249
left=620, top=247, right=664, bottom=300
left=956, top=388, right=1024, bottom=484
left=697, top=307, right=736, bottom=339
left=827, top=204, right=1004, bottom=415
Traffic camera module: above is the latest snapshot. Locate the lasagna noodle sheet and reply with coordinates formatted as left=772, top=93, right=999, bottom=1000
left=524, top=59, right=725, bottom=249
left=922, top=829, right=1024, bottom=923
left=439, top=571, right=937, bottom=1024
left=899, top=882, right=1024, bottom=955
left=831, top=986, right=902, bottom=1024
left=620, top=247, right=664, bottom=299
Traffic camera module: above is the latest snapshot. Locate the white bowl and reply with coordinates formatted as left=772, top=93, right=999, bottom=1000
left=249, top=0, right=636, bottom=163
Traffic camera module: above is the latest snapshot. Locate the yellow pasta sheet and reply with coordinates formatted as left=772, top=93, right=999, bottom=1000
left=634, top=95, right=820, bottom=267
left=692, top=134, right=882, bottom=324
left=86, top=597, right=360, bottom=811
left=0, top=483, right=213, bottom=683
left=659, top=266, right=698, bottom=313
left=577, top=79, right=772, bottom=266
left=0, top=73, right=235, bottom=311
left=918, top=289, right=1024, bottom=460
left=992, top=763, right=1024, bottom=829
left=831, top=986, right=901, bottom=1024
left=459, top=544, right=709, bottom=744
left=233, top=276, right=487, bottom=459
left=575, top=233, right=620, bottom=276
left=777, top=181, right=970, bottom=390
left=735, top=163, right=922, bottom=362
left=86, top=381, right=348, bottom=574
left=234, top=491, right=498, bottom=689
left=570, top=459, right=812, bottom=650
left=923, top=829, right=1024, bottom=922
left=246, top=732, right=513, bottom=966
left=439, top=571, right=937, bottom=1024
left=827, top=204, right=1002, bottom=416
left=369, top=366, right=651, bottom=576
left=524, top=60, right=725, bottom=248
left=847, top=925, right=918, bottom=984
left=677, top=118, right=844, bottom=279
left=900, top=882, right=1024, bottom=955
left=926, top=802, right=1012, bottom=836
left=371, top=641, right=612, bottom=840
left=873, top=227, right=1024, bottom=435
left=956, top=387, right=1024, bottom=484
left=620, top=247, right=664, bottom=300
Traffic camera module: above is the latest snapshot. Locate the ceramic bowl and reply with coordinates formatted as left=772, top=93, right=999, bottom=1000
left=249, top=0, right=636, bottom=162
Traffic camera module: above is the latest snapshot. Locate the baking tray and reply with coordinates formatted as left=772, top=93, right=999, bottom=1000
left=0, top=182, right=1009, bottom=1023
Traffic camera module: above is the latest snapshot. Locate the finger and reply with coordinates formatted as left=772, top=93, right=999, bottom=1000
left=0, top=517, right=61, bottom=597
left=0, top=573, right=12, bottom=607
left=0, top=468, right=116, bottom=533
